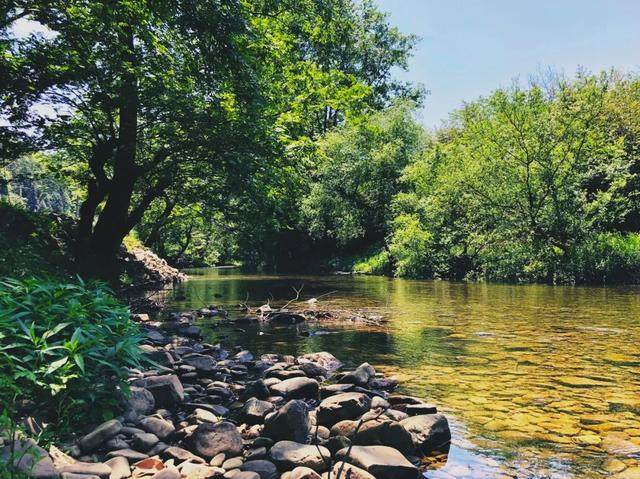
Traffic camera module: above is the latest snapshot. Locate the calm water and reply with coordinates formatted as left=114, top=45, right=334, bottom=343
left=166, top=268, right=640, bottom=479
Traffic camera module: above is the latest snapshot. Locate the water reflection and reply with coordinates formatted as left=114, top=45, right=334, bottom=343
left=167, top=269, right=640, bottom=478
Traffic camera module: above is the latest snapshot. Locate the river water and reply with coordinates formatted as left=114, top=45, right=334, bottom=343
left=166, top=268, right=640, bottom=479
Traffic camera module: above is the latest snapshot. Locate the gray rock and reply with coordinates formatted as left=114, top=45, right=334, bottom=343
left=222, top=457, right=243, bottom=470
left=335, top=445, right=419, bottom=479
left=330, top=462, right=375, bottom=479
left=351, top=418, right=414, bottom=454
left=231, top=473, right=259, bottom=479
left=131, top=375, right=184, bottom=408
left=123, top=387, right=155, bottom=417
left=189, top=422, right=243, bottom=458
left=149, top=469, right=181, bottom=479
left=162, top=446, right=205, bottom=463
left=0, top=439, right=59, bottom=479
left=269, top=441, right=330, bottom=472
left=78, top=420, right=123, bottom=452
left=399, top=414, right=451, bottom=454
left=317, top=393, right=371, bottom=426
left=131, top=432, right=159, bottom=452
left=297, top=352, right=342, bottom=374
left=182, top=354, right=217, bottom=373
left=104, top=449, right=148, bottom=461
left=243, top=398, right=275, bottom=424
left=240, top=460, right=278, bottom=479
left=270, top=377, right=319, bottom=400
left=104, top=456, right=130, bottom=479
left=338, top=363, right=375, bottom=386
left=288, top=466, right=321, bottom=479
left=139, top=417, right=175, bottom=439
left=58, top=462, right=111, bottom=479
left=263, top=400, right=310, bottom=443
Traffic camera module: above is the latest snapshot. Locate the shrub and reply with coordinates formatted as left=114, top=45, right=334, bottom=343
left=569, top=233, right=640, bottom=284
left=388, top=213, right=436, bottom=278
left=353, top=249, right=391, bottom=275
left=0, top=278, right=143, bottom=438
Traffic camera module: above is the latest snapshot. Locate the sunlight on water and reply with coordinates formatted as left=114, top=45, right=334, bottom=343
left=166, top=268, right=640, bottom=478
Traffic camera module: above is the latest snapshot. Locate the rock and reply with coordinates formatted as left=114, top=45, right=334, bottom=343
left=79, top=420, right=123, bottom=452
left=317, top=393, right=371, bottom=426
left=234, top=350, right=254, bottom=362
left=297, top=353, right=342, bottom=374
left=320, top=384, right=354, bottom=399
left=399, top=414, right=451, bottom=454
left=325, top=436, right=351, bottom=456
left=162, top=446, right=205, bottom=464
left=190, top=408, right=219, bottom=424
left=132, top=313, right=150, bottom=322
left=288, top=466, right=321, bottom=479
left=131, top=375, right=184, bottom=408
left=338, top=363, right=375, bottom=387
left=268, top=313, right=305, bottom=324
left=105, top=450, right=149, bottom=461
left=60, top=473, right=100, bottom=479
left=189, top=422, right=243, bottom=458
left=240, top=460, right=279, bottom=479
left=330, top=462, right=375, bottom=479
left=244, top=380, right=271, bottom=401
left=263, top=400, right=310, bottom=443
left=0, top=439, right=59, bottom=479
left=244, top=447, right=267, bottom=461
left=269, top=441, right=330, bottom=472
left=123, top=387, right=155, bottom=417
left=352, top=418, right=414, bottom=454
left=149, top=469, right=180, bottom=479
left=58, top=462, right=111, bottom=479
left=131, top=433, right=159, bottom=452
left=370, top=396, right=390, bottom=410
left=231, top=473, right=260, bottom=479
left=104, top=457, right=130, bottom=479
left=222, top=457, right=243, bottom=470
left=403, top=404, right=437, bottom=416
left=243, top=398, right=276, bottom=424
left=270, top=377, right=319, bottom=400
left=182, top=354, right=217, bottom=373
left=179, top=463, right=223, bottom=479
left=297, top=363, right=327, bottom=379
left=139, top=417, right=175, bottom=439
left=210, top=453, right=226, bottom=467
left=335, top=445, right=419, bottom=479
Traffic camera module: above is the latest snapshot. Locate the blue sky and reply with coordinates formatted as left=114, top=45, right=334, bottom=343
left=375, top=0, right=640, bottom=128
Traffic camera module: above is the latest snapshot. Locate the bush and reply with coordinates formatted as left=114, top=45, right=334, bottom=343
left=353, top=249, right=391, bottom=275
left=569, top=233, right=640, bottom=284
left=388, top=214, right=436, bottom=278
left=0, top=278, right=143, bottom=438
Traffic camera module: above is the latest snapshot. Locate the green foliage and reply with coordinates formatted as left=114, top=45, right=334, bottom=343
left=0, top=201, right=75, bottom=279
left=353, top=249, right=391, bottom=275
left=302, top=102, right=426, bottom=246
left=387, top=72, right=640, bottom=283
left=0, top=278, right=142, bottom=438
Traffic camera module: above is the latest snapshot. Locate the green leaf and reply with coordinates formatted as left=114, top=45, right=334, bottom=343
left=46, top=356, right=68, bottom=374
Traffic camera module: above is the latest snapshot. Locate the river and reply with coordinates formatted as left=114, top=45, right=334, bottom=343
left=165, top=268, right=640, bottom=479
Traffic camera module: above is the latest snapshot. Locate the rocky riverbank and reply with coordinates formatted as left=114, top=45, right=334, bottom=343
left=5, top=308, right=451, bottom=479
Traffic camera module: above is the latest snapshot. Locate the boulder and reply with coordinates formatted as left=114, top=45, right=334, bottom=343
left=330, top=462, right=375, bottom=479
left=123, top=387, right=155, bottom=417
left=243, top=380, right=271, bottom=400
left=0, top=440, right=59, bottom=479
left=335, top=445, right=419, bottom=479
left=139, top=417, right=175, bottom=439
left=78, top=420, right=123, bottom=452
left=351, top=418, right=414, bottom=454
left=58, top=462, right=111, bottom=478
left=338, top=363, right=375, bottom=387
left=178, top=463, right=224, bottom=479
left=288, top=466, right=321, bottom=479
left=263, top=400, right=310, bottom=443
left=240, top=460, right=279, bottom=479
left=104, top=456, right=130, bottom=479
left=269, top=441, right=330, bottom=472
left=131, top=375, right=184, bottom=408
left=297, top=352, right=342, bottom=374
left=317, top=393, right=371, bottom=426
left=189, top=422, right=243, bottom=458
left=243, top=398, right=276, bottom=424
left=182, top=354, right=217, bottom=373
left=270, top=377, right=319, bottom=400
left=399, top=414, right=451, bottom=454
left=131, top=433, right=159, bottom=452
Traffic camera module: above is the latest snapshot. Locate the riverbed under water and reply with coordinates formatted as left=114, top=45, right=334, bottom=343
left=165, top=268, right=640, bottom=479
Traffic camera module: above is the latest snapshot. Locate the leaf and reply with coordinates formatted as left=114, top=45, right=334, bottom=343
left=46, top=356, right=68, bottom=374
left=74, top=354, right=85, bottom=373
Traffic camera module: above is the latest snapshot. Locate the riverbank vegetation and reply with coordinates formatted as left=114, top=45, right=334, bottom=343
left=2, top=3, right=640, bottom=285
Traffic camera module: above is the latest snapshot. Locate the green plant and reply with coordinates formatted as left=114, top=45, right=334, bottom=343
left=0, top=278, right=143, bottom=439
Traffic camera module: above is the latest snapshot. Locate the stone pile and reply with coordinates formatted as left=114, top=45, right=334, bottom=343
left=4, top=314, right=451, bottom=479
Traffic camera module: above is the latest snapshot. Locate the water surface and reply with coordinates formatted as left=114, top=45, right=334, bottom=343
left=167, top=269, right=640, bottom=479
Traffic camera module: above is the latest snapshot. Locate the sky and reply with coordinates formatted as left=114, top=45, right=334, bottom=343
left=375, top=0, right=640, bottom=128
